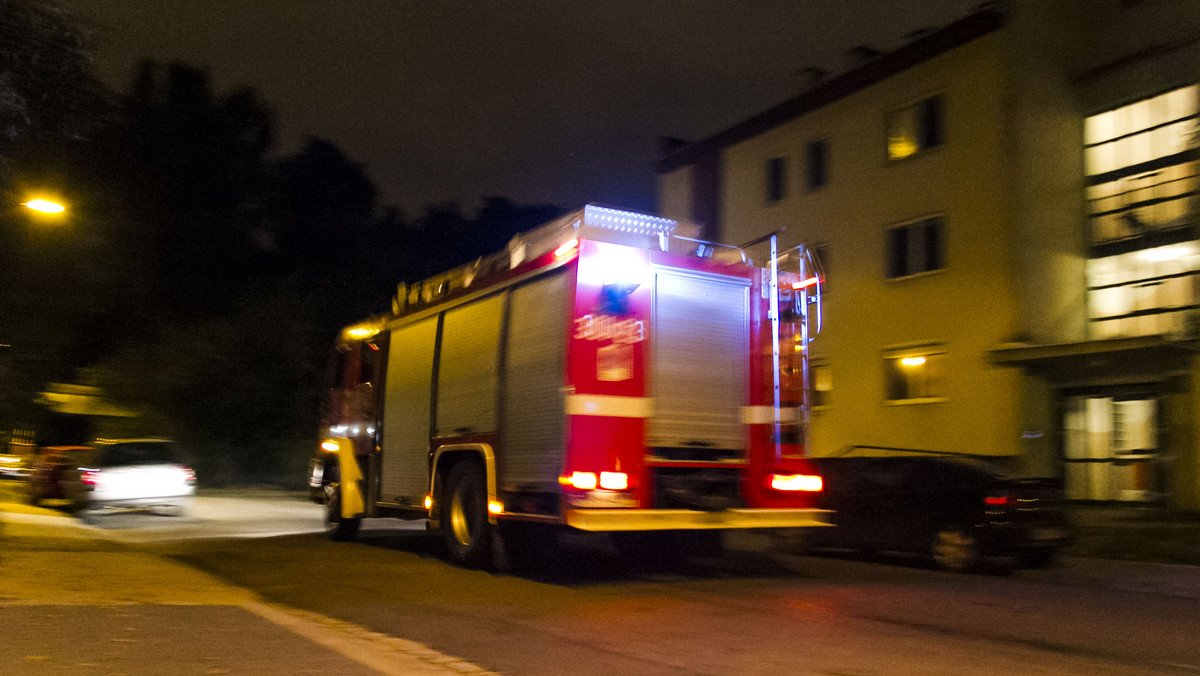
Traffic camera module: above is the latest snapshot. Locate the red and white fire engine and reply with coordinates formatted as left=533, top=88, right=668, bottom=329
left=309, top=205, right=827, bottom=567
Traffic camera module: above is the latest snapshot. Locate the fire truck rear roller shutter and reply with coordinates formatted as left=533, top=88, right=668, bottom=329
left=649, top=271, right=749, bottom=451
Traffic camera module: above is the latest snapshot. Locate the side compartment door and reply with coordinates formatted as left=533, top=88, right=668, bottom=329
left=380, top=317, right=438, bottom=506
left=501, top=273, right=568, bottom=489
left=436, top=294, right=504, bottom=437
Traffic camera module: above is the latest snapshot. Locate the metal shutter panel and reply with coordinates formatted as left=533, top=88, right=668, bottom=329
left=649, top=271, right=748, bottom=450
left=501, top=273, right=567, bottom=487
left=380, top=317, right=437, bottom=502
left=436, top=294, right=503, bottom=435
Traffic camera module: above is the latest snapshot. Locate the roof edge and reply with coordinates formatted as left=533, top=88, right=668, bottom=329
left=655, top=6, right=1006, bottom=173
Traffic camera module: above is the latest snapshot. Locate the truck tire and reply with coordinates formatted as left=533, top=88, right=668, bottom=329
left=441, top=460, right=491, bottom=568
left=323, top=479, right=361, bottom=542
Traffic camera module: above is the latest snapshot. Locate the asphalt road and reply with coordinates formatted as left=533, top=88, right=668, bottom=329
left=4, top=484, right=1200, bottom=675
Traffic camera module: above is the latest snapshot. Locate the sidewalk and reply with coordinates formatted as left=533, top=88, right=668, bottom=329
left=0, top=510, right=496, bottom=676
left=1065, top=504, right=1200, bottom=567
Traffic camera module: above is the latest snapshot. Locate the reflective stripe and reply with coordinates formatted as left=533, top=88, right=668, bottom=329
left=565, top=395, right=653, bottom=418
left=566, top=507, right=832, bottom=531
left=740, top=406, right=800, bottom=424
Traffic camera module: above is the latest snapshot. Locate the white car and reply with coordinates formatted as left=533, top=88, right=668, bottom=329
left=66, top=439, right=197, bottom=518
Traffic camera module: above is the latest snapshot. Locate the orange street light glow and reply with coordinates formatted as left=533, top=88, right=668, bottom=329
left=23, top=199, right=65, bottom=214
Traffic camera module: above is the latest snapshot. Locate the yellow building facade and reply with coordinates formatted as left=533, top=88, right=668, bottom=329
left=656, top=1, right=1200, bottom=509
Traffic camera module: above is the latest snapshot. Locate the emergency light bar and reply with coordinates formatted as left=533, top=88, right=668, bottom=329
left=582, top=205, right=677, bottom=236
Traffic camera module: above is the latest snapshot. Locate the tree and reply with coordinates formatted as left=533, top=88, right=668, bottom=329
left=89, top=61, right=276, bottom=327
left=0, top=0, right=99, bottom=162
left=89, top=287, right=325, bottom=485
left=268, top=137, right=377, bottom=274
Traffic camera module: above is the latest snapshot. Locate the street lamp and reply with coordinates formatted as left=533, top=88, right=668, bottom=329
left=22, top=199, right=66, bottom=214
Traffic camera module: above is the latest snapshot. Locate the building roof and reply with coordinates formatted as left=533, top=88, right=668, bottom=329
left=655, top=6, right=1005, bottom=173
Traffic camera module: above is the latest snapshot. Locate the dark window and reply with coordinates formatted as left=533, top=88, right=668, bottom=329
left=766, top=156, right=788, bottom=202
left=806, top=140, right=829, bottom=190
left=920, top=96, right=943, bottom=149
left=98, top=442, right=180, bottom=467
left=887, top=217, right=944, bottom=279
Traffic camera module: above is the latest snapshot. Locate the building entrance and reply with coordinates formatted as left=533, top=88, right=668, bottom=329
left=1063, top=394, right=1159, bottom=502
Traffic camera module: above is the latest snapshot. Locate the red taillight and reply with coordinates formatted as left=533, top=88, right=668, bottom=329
left=984, top=495, right=1010, bottom=506
left=181, top=467, right=196, bottom=484
left=770, top=474, right=823, bottom=492
left=81, top=469, right=99, bottom=486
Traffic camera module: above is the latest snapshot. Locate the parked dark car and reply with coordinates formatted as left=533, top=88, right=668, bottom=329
left=801, top=455, right=1070, bottom=572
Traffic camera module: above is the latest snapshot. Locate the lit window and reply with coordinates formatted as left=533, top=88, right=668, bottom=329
left=765, top=156, right=788, bottom=202
left=806, top=139, right=829, bottom=190
left=887, top=95, right=944, bottom=160
left=884, top=349, right=944, bottom=402
left=1084, top=85, right=1198, bottom=245
left=1087, top=242, right=1200, bottom=339
left=887, top=217, right=944, bottom=279
left=811, top=361, right=831, bottom=408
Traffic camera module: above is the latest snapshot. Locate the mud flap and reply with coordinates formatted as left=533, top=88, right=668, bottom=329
left=333, top=436, right=365, bottom=518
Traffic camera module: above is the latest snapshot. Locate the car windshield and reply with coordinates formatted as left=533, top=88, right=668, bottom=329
left=97, top=442, right=180, bottom=467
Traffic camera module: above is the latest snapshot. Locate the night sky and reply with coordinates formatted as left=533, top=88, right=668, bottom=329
left=66, top=0, right=979, bottom=216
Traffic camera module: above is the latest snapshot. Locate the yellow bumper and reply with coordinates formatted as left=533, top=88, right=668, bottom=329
left=566, top=508, right=833, bottom=532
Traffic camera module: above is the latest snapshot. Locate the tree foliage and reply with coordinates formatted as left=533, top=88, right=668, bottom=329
left=0, top=0, right=100, bottom=157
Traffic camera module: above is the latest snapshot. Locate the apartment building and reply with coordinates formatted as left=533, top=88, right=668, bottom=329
left=655, top=0, right=1200, bottom=509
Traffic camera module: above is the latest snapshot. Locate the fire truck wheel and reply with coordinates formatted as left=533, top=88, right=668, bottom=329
left=442, top=460, right=491, bottom=568
left=323, top=481, right=361, bottom=542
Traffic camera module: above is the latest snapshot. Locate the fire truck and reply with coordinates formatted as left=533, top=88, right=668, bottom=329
left=309, top=205, right=827, bottom=567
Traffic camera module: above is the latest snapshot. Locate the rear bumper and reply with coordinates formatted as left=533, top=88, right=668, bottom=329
left=87, top=494, right=193, bottom=511
left=566, top=507, right=833, bottom=532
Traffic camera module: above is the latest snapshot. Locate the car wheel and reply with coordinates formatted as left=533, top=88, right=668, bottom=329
left=323, top=480, right=361, bottom=542
left=932, top=526, right=980, bottom=572
left=440, top=460, right=491, bottom=568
